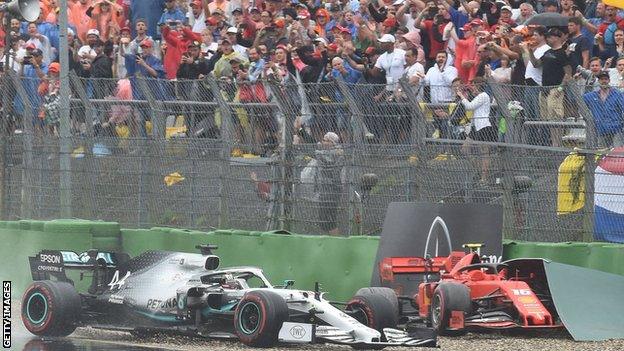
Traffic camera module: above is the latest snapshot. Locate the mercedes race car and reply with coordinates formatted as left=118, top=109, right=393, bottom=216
left=22, top=245, right=436, bottom=348
left=378, top=249, right=564, bottom=335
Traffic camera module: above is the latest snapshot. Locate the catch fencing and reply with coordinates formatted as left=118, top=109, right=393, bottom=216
left=0, top=71, right=620, bottom=243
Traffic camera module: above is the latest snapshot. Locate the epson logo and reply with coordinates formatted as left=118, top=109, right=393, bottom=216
left=40, top=254, right=61, bottom=264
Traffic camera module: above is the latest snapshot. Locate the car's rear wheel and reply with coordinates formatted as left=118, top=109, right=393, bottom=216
left=234, top=290, right=288, bottom=347
left=430, top=283, right=471, bottom=336
left=21, top=280, right=81, bottom=336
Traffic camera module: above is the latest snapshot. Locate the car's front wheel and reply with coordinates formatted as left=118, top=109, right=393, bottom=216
left=430, top=283, right=471, bottom=336
left=234, top=290, right=288, bottom=347
left=21, top=280, right=81, bottom=336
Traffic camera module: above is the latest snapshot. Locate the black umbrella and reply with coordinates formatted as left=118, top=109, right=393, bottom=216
left=525, top=13, right=570, bottom=27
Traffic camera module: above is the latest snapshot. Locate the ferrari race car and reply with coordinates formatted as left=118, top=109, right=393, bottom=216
left=22, top=245, right=436, bottom=348
left=379, top=250, right=564, bottom=335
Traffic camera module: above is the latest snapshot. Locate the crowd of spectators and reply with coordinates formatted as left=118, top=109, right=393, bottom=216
left=1, top=0, right=624, bottom=149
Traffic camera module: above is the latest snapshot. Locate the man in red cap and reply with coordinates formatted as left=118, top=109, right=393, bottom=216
left=41, top=62, right=61, bottom=134
left=188, top=0, right=208, bottom=33
left=448, top=19, right=481, bottom=83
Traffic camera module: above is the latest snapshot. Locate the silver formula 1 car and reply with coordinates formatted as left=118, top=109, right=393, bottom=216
left=22, top=245, right=436, bottom=348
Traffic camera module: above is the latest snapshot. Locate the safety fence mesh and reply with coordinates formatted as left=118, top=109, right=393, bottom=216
left=0, top=74, right=622, bottom=242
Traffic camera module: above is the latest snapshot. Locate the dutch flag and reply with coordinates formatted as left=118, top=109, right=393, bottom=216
left=594, top=147, right=624, bottom=243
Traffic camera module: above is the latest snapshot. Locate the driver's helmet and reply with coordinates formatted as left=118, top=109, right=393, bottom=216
left=222, top=279, right=242, bottom=289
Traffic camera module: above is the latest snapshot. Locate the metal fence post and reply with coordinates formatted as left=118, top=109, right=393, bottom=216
left=207, top=77, right=233, bottom=229
left=134, top=76, right=159, bottom=227
left=58, top=0, right=73, bottom=219
left=576, top=85, right=596, bottom=242
left=399, top=79, right=426, bottom=201
left=268, top=80, right=296, bottom=232
left=488, top=81, right=517, bottom=239
left=336, top=78, right=365, bottom=235
left=69, top=73, right=96, bottom=218
left=8, top=71, right=35, bottom=219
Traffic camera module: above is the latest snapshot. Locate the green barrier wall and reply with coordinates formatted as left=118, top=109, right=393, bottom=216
left=3, top=219, right=624, bottom=303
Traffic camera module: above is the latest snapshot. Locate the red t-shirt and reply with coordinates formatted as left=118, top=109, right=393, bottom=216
left=423, top=20, right=447, bottom=59
left=454, top=36, right=479, bottom=83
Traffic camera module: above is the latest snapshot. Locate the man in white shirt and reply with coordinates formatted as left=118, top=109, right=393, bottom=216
left=424, top=50, right=458, bottom=103
left=521, top=26, right=550, bottom=125
left=25, top=23, right=53, bottom=65
left=404, top=47, right=425, bottom=83
left=523, top=27, right=550, bottom=87
left=226, top=27, right=249, bottom=59
left=373, top=34, right=406, bottom=99
left=187, top=0, right=207, bottom=34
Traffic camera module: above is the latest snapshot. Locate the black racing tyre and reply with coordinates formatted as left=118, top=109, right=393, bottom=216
left=347, top=293, right=399, bottom=335
left=234, top=290, right=289, bottom=347
left=21, top=280, right=81, bottom=337
left=354, top=287, right=400, bottom=320
left=430, top=283, right=471, bottom=336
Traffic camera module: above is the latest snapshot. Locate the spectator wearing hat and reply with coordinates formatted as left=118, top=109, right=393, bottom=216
left=315, top=131, right=344, bottom=236
left=78, top=40, right=114, bottom=99
left=213, top=38, right=249, bottom=79
left=114, top=26, right=132, bottom=78
left=17, top=48, right=48, bottom=134
left=207, top=0, right=233, bottom=18
left=87, top=0, right=125, bottom=42
left=69, top=0, right=94, bottom=43
left=159, top=0, right=188, bottom=30
left=177, top=40, right=214, bottom=81
left=584, top=70, right=624, bottom=147
left=326, top=4, right=345, bottom=34
left=373, top=34, right=406, bottom=98
left=77, top=29, right=101, bottom=62
left=125, top=39, right=165, bottom=79
left=187, top=0, right=208, bottom=34
left=40, top=62, right=61, bottom=135
left=25, top=22, right=53, bottom=65
left=126, top=19, right=160, bottom=60
left=228, top=7, right=257, bottom=45
left=225, top=27, right=249, bottom=58
left=238, top=46, right=277, bottom=153
left=253, top=17, right=284, bottom=49
left=524, top=27, right=572, bottom=147
left=161, top=22, right=202, bottom=79
left=447, top=20, right=481, bottom=83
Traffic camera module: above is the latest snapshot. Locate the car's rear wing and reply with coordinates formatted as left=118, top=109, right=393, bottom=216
left=28, top=249, right=121, bottom=282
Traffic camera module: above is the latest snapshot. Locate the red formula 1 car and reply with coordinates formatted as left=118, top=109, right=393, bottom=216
left=379, top=250, right=564, bottom=335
